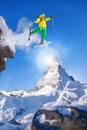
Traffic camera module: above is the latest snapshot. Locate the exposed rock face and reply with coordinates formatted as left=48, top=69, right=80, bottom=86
left=0, top=28, right=3, bottom=39
left=0, top=44, right=14, bottom=72
left=31, top=107, right=87, bottom=130
left=0, top=44, right=14, bottom=58
left=0, top=16, right=14, bottom=72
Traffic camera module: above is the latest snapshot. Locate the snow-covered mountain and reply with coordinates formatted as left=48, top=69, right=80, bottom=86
left=0, top=57, right=87, bottom=130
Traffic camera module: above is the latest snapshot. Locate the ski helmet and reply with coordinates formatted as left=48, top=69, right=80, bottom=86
left=40, top=13, right=45, bottom=17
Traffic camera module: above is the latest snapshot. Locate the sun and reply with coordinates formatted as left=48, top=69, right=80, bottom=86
left=36, top=48, right=58, bottom=70
left=43, top=55, right=54, bottom=66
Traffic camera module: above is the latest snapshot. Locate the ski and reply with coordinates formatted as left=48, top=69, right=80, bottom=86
left=34, top=41, right=51, bottom=48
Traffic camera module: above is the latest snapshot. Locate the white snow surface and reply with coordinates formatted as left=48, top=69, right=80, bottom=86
left=0, top=57, right=87, bottom=129
left=39, top=113, right=57, bottom=125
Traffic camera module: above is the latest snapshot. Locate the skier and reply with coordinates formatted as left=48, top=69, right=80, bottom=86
left=29, top=14, right=53, bottom=45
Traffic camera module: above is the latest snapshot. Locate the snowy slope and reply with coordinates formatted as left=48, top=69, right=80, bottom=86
left=0, top=57, right=87, bottom=129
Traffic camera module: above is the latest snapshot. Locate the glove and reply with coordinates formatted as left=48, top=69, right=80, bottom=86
left=50, top=16, right=53, bottom=19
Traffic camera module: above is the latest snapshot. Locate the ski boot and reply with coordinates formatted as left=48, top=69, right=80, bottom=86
left=39, top=40, right=44, bottom=45
left=28, top=29, right=32, bottom=41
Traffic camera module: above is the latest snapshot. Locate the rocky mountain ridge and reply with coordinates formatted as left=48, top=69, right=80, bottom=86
left=0, top=57, right=87, bottom=130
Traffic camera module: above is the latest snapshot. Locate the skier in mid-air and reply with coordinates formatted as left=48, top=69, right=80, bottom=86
left=29, top=13, right=53, bottom=45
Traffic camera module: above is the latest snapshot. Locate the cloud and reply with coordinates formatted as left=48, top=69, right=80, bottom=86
left=13, top=28, right=39, bottom=49
left=13, top=17, right=40, bottom=49
left=16, top=17, right=33, bottom=33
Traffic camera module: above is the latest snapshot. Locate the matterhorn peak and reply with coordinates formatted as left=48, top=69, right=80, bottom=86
left=0, top=57, right=87, bottom=130
left=36, top=57, right=74, bottom=89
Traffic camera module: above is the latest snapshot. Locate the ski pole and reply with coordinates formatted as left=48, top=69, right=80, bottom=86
left=52, top=18, right=54, bottom=26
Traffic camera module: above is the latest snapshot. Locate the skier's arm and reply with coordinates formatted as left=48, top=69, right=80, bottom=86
left=46, top=17, right=53, bottom=21
left=34, top=17, right=41, bottom=24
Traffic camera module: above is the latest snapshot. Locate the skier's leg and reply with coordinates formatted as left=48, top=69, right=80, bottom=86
left=41, top=29, right=46, bottom=44
left=31, top=27, right=42, bottom=34
left=39, top=29, right=46, bottom=45
left=29, top=27, right=42, bottom=40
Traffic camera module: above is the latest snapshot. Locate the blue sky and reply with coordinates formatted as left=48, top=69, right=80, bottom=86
left=0, top=0, right=87, bottom=90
